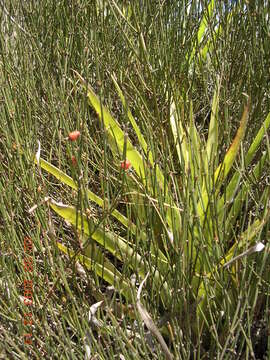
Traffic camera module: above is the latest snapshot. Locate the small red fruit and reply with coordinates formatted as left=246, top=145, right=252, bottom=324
left=120, top=159, right=131, bottom=170
left=68, top=130, right=80, bottom=141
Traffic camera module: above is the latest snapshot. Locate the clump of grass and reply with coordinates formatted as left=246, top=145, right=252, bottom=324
left=1, top=1, right=270, bottom=359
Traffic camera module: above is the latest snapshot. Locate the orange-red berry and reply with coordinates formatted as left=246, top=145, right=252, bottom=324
left=68, top=130, right=80, bottom=141
left=120, top=159, right=131, bottom=170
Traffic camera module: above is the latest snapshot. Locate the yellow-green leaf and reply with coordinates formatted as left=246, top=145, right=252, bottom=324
left=57, top=242, right=133, bottom=300
left=214, top=101, right=249, bottom=184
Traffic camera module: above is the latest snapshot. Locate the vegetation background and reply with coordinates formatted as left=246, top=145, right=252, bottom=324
left=0, top=0, right=270, bottom=359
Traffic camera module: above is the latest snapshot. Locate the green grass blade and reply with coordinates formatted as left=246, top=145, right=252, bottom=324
left=197, top=210, right=269, bottom=322
left=111, top=74, right=151, bottom=162
left=37, top=159, right=169, bottom=272
left=244, top=110, right=270, bottom=165
left=188, top=100, right=203, bottom=186
left=37, top=158, right=140, bottom=234
left=57, top=242, right=133, bottom=300
left=223, top=211, right=269, bottom=266
left=78, top=73, right=181, bottom=234
left=76, top=74, right=147, bottom=182
left=197, top=101, right=249, bottom=221
left=49, top=200, right=169, bottom=302
left=200, top=11, right=233, bottom=61
left=38, top=158, right=77, bottom=191
left=224, top=152, right=267, bottom=232
left=188, top=0, right=215, bottom=64
left=111, top=74, right=167, bottom=194
left=50, top=201, right=142, bottom=264
left=214, top=101, right=249, bottom=184
left=216, top=110, right=270, bottom=221
left=197, top=0, right=215, bottom=45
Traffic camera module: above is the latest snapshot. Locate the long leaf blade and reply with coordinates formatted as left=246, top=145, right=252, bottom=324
left=214, top=101, right=249, bottom=184
left=49, top=200, right=169, bottom=302
left=216, top=110, right=270, bottom=227
left=37, top=158, right=138, bottom=233
left=197, top=101, right=249, bottom=221
left=76, top=73, right=147, bottom=182
left=57, top=242, right=133, bottom=300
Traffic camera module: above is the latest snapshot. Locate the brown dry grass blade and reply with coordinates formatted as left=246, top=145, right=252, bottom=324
left=136, top=273, right=174, bottom=360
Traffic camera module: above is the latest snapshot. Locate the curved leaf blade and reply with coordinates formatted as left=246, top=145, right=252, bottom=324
left=214, top=101, right=249, bottom=184
left=57, top=242, right=133, bottom=300
left=49, top=200, right=169, bottom=302
left=197, top=101, right=249, bottom=221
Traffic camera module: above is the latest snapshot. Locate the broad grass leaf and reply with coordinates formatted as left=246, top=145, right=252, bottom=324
left=111, top=74, right=151, bottom=162
left=200, top=11, right=234, bottom=61
left=214, top=101, right=249, bottom=185
left=188, top=0, right=215, bottom=64
left=36, top=158, right=169, bottom=273
left=216, top=110, right=270, bottom=231
left=37, top=158, right=77, bottom=191
left=197, top=101, right=249, bottom=222
left=49, top=200, right=169, bottom=303
left=49, top=200, right=143, bottom=266
left=197, top=0, right=215, bottom=46
left=224, top=152, right=267, bottom=233
left=81, top=79, right=148, bottom=183
left=244, top=110, right=270, bottom=165
left=197, top=210, right=269, bottom=322
left=188, top=101, right=203, bottom=187
left=37, top=158, right=137, bottom=232
left=78, top=72, right=181, bottom=235
left=57, top=242, right=133, bottom=300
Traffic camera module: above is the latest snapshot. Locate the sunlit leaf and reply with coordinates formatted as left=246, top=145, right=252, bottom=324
left=197, top=101, right=249, bottom=222
left=188, top=0, right=215, bottom=64
left=224, top=152, right=267, bottom=232
left=57, top=242, right=133, bottom=300
left=216, top=110, right=270, bottom=229
left=49, top=200, right=169, bottom=302
left=111, top=74, right=150, bottom=161
left=37, top=158, right=138, bottom=233
left=76, top=72, right=147, bottom=183
left=197, top=211, right=269, bottom=320
left=214, top=101, right=249, bottom=184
